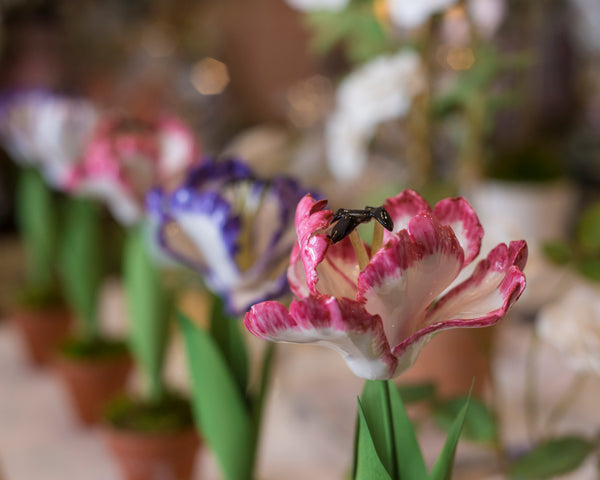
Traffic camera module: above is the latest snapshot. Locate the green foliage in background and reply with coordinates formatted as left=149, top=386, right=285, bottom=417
left=124, top=226, right=174, bottom=402
left=544, top=201, right=600, bottom=283
left=59, top=197, right=103, bottom=340
left=15, top=168, right=60, bottom=305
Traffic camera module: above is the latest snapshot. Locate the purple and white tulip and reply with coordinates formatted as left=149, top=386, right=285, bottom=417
left=65, top=112, right=199, bottom=225
left=0, top=90, right=98, bottom=188
left=148, top=158, right=313, bottom=316
left=245, top=190, right=527, bottom=380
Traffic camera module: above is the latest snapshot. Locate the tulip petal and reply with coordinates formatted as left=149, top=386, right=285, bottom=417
left=295, top=194, right=334, bottom=294
left=245, top=297, right=398, bottom=380
left=433, top=197, right=483, bottom=266
left=392, top=241, right=528, bottom=364
left=358, top=211, right=464, bottom=348
left=382, top=189, right=431, bottom=243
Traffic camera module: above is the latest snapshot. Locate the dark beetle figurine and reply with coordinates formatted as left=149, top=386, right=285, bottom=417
left=328, top=206, right=394, bottom=243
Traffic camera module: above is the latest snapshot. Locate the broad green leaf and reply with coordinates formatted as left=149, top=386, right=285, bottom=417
left=124, top=227, right=172, bottom=401
left=355, top=399, right=393, bottom=480
left=208, top=293, right=249, bottom=395
left=429, top=394, right=471, bottom=480
left=16, top=168, right=56, bottom=290
left=577, top=202, right=600, bottom=255
left=397, top=382, right=437, bottom=404
left=59, top=197, right=102, bottom=340
left=177, top=311, right=254, bottom=480
left=434, top=396, right=498, bottom=445
left=388, top=380, right=428, bottom=480
left=509, top=436, right=594, bottom=479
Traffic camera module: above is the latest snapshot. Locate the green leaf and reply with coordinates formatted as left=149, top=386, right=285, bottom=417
left=358, top=381, right=427, bottom=480
left=177, top=311, right=254, bottom=480
left=397, top=382, right=437, bottom=404
left=509, top=436, right=594, bottom=479
left=208, top=293, right=249, bottom=395
left=59, top=197, right=102, bottom=340
left=355, top=399, right=393, bottom=480
left=360, top=381, right=396, bottom=477
left=576, top=258, right=600, bottom=283
left=434, top=396, right=498, bottom=445
left=577, top=202, right=600, bottom=255
left=542, top=241, right=573, bottom=266
left=16, top=168, right=56, bottom=290
left=124, top=226, right=173, bottom=401
left=428, top=394, right=471, bottom=480
left=388, top=381, right=428, bottom=480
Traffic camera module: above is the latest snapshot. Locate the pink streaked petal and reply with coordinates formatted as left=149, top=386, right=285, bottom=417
left=418, top=241, right=527, bottom=334
left=391, top=243, right=527, bottom=371
left=382, top=189, right=430, bottom=243
left=392, top=265, right=525, bottom=371
left=433, top=197, right=483, bottom=266
left=287, top=243, right=311, bottom=299
left=295, top=194, right=334, bottom=294
left=245, top=297, right=398, bottom=380
left=315, top=237, right=360, bottom=299
left=358, top=212, right=464, bottom=349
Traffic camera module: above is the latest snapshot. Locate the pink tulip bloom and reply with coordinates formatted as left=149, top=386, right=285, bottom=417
left=245, top=190, right=527, bottom=380
left=66, top=113, right=199, bottom=225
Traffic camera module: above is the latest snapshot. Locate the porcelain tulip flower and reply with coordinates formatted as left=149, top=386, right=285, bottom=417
left=245, top=190, right=527, bottom=380
left=66, top=113, right=199, bottom=225
left=0, top=90, right=98, bottom=187
left=148, top=158, right=312, bottom=315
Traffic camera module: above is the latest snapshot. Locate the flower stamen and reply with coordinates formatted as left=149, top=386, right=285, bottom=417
left=371, top=221, right=384, bottom=257
left=349, top=230, right=370, bottom=270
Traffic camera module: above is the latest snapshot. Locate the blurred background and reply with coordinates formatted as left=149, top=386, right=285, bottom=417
left=1, top=0, right=600, bottom=478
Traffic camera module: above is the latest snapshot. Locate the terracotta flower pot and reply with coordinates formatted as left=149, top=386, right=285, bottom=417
left=54, top=351, right=132, bottom=425
left=11, top=306, right=72, bottom=366
left=400, top=328, right=493, bottom=399
left=103, top=427, right=200, bottom=480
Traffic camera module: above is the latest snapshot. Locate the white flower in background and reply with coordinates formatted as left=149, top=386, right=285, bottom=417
left=285, top=0, right=349, bottom=11
left=326, top=112, right=374, bottom=181
left=326, top=50, right=425, bottom=181
left=387, top=0, right=458, bottom=29
left=536, top=282, right=600, bottom=376
left=468, top=0, right=506, bottom=38
left=0, top=91, right=98, bottom=188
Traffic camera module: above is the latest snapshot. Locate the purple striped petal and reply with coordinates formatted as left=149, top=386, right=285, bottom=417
left=245, top=296, right=398, bottom=380
left=433, top=197, right=483, bottom=266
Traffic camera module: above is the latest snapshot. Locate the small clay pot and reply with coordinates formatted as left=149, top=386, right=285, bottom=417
left=103, top=427, right=200, bottom=480
left=11, top=306, right=72, bottom=366
left=54, top=352, right=132, bottom=425
left=400, top=328, right=493, bottom=399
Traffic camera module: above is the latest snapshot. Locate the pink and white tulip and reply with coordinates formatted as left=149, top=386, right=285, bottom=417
left=245, top=190, right=527, bottom=380
left=65, top=113, right=199, bottom=225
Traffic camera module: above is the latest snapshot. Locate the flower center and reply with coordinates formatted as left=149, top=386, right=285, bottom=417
left=328, top=205, right=393, bottom=270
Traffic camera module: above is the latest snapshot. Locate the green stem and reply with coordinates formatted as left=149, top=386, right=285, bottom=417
left=380, top=380, right=399, bottom=480
left=249, top=341, right=277, bottom=478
